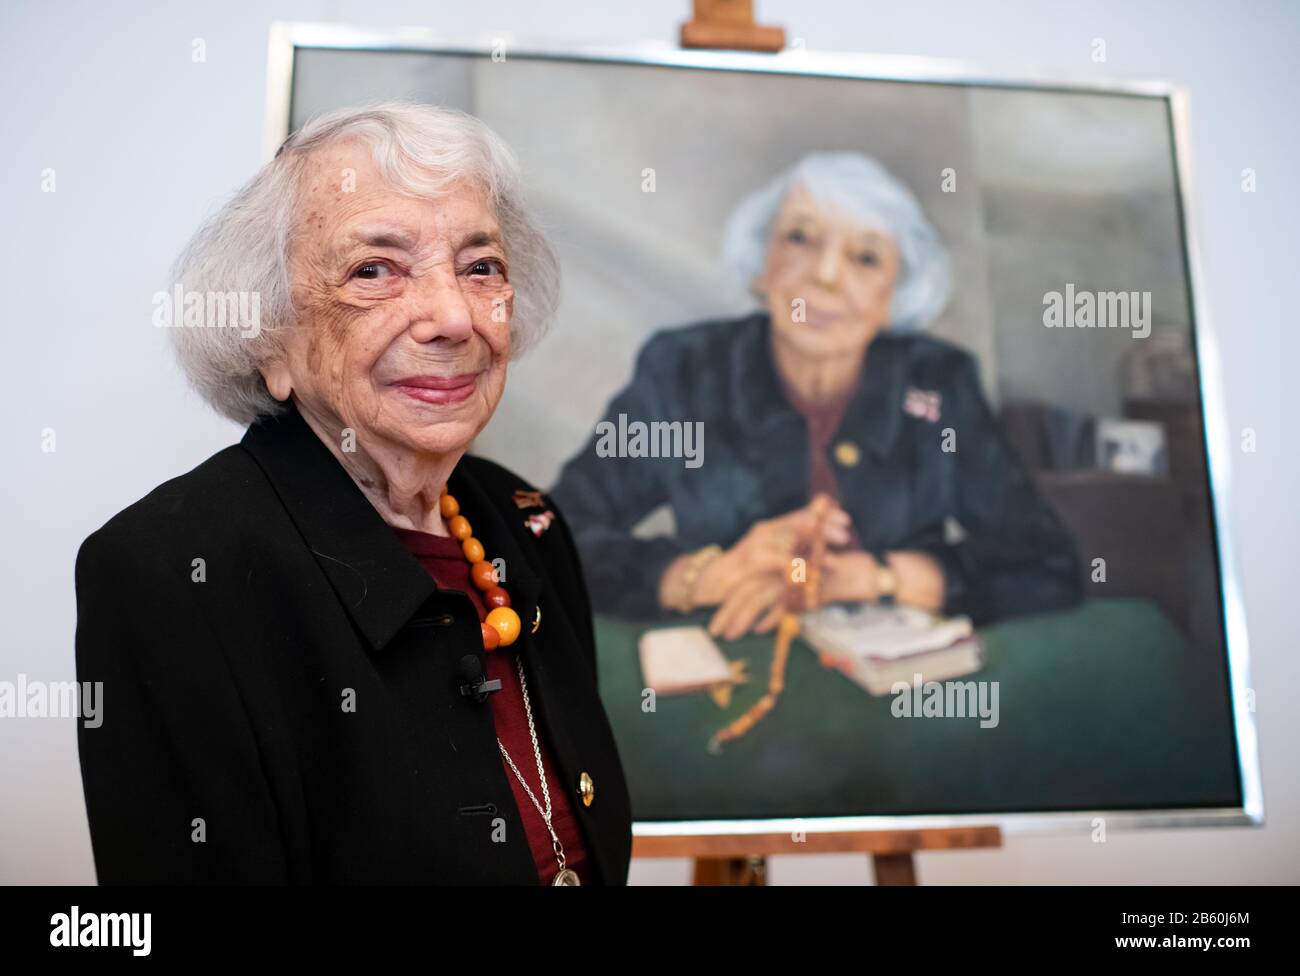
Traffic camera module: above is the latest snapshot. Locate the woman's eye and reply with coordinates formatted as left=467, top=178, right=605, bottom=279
left=785, top=228, right=809, bottom=244
left=468, top=259, right=505, bottom=277
left=353, top=262, right=391, bottom=280
left=855, top=251, right=880, bottom=266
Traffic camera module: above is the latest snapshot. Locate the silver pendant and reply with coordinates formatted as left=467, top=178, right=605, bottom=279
left=552, top=868, right=581, bottom=886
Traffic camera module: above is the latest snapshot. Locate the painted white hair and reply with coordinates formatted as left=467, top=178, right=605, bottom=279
left=169, top=101, right=560, bottom=425
left=721, top=151, right=951, bottom=331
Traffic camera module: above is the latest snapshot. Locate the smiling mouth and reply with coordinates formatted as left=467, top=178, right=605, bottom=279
left=801, top=306, right=846, bottom=327
left=391, top=372, right=479, bottom=405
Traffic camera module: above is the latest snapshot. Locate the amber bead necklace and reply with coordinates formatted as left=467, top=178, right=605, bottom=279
left=437, top=485, right=580, bottom=885
left=438, top=486, right=521, bottom=650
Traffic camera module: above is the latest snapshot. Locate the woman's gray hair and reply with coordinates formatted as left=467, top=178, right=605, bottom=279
left=721, top=151, right=951, bottom=331
left=169, top=101, right=560, bottom=425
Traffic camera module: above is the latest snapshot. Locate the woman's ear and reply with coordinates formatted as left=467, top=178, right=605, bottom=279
left=750, top=270, right=768, bottom=299
left=260, top=360, right=293, bottom=402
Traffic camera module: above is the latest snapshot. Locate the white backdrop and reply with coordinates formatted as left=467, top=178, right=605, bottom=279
left=1, top=0, right=1295, bottom=885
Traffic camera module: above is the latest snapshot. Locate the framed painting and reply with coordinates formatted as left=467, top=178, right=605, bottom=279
left=266, top=23, right=1262, bottom=837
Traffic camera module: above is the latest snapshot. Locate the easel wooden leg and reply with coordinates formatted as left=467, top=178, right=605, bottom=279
left=872, top=852, right=918, bottom=886
left=693, top=856, right=767, bottom=885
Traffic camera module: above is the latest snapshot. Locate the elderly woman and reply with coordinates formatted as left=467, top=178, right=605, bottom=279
left=74, top=103, right=631, bottom=885
left=550, top=152, right=1082, bottom=636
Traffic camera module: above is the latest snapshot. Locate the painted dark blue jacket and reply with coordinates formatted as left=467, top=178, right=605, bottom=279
left=548, top=311, right=1082, bottom=625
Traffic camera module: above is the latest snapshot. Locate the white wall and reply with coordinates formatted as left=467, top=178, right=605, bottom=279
left=1, top=0, right=1294, bottom=885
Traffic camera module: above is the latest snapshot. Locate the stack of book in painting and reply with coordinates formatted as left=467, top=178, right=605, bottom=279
left=799, top=603, right=984, bottom=696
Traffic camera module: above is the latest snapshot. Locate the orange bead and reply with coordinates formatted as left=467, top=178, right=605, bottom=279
left=440, top=494, right=459, bottom=518
left=462, top=537, right=485, bottom=563
left=470, top=561, right=498, bottom=591
left=480, top=622, right=500, bottom=651
left=448, top=515, right=472, bottom=540
left=484, top=585, right=511, bottom=609
left=485, top=606, right=521, bottom=646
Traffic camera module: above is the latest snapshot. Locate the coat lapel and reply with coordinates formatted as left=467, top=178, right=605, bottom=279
left=239, top=400, right=438, bottom=654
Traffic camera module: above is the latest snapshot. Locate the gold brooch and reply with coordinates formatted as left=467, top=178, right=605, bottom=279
left=833, top=441, right=861, bottom=467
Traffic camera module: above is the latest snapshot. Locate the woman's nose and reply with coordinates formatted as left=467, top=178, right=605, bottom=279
left=406, top=271, right=475, bottom=343
left=813, top=240, right=843, bottom=291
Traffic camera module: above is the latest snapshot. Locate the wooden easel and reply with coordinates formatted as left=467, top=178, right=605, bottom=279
left=635, top=826, right=1003, bottom=885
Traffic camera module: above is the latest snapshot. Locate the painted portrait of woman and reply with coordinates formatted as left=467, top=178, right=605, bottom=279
left=550, top=152, right=1083, bottom=635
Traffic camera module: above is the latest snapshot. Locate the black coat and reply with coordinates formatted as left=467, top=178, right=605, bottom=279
left=74, top=400, right=633, bottom=884
left=550, top=311, right=1083, bottom=624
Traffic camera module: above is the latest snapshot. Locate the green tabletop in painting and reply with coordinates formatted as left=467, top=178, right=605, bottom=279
left=594, top=598, right=1241, bottom=822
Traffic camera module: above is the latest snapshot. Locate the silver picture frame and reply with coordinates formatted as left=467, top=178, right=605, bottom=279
left=262, top=20, right=1264, bottom=840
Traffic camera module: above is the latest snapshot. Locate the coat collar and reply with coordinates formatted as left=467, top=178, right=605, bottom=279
left=239, top=399, right=541, bottom=655
left=728, top=310, right=907, bottom=459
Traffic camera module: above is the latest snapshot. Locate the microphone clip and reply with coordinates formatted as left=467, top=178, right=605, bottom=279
left=460, top=677, right=503, bottom=703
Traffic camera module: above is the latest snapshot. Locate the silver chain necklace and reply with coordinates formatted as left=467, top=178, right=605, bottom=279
left=496, top=654, right=581, bottom=886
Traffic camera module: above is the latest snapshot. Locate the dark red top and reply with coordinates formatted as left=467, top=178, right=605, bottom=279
left=391, top=526, right=592, bottom=885
left=776, top=369, right=866, bottom=552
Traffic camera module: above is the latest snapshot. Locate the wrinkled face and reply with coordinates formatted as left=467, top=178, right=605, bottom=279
left=756, top=182, right=900, bottom=359
left=264, top=140, right=514, bottom=458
